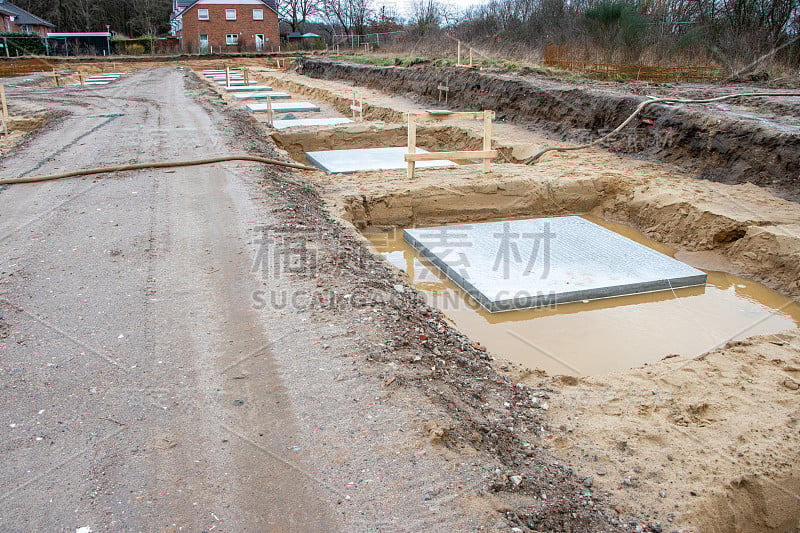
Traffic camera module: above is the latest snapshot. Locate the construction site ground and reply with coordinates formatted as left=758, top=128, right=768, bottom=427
left=0, top=59, right=798, bottom=532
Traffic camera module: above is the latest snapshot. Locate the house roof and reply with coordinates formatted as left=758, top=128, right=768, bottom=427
left=0, top=0, right=55, bottom=28
left=171, top=0, right=277, bottom=21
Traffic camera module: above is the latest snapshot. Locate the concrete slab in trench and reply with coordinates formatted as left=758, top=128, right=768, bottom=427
left=246, top=102, right=320, bottom=113
left=224, top=85, right=273, bottom=92
left=271, top=118, right=353, bottom=129
left=232, top=92, right=291, bottom=100
left=306, top=147, right=456, bottom=174
left=403, top=216, right=708, bottom=312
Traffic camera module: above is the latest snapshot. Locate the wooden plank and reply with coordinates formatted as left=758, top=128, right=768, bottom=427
left=415, top=111, right=489, bottom=121
left=483, top=110, right=493, bottom=172
left=0, top=84, right=7, bottom=121
left=407, top=114, right=416, bottom=179
left=404, top=150, right=497, bottom=162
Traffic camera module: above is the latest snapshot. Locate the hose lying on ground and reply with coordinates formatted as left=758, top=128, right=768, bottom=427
left=525, top=92, right=800, bottom=164
left=0, top=154, right=319, bottom=185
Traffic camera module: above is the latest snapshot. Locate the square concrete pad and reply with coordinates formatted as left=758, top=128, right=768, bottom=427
left=224, top=85, right=272, bottom=92
left=272, top=118, right=353, bottom=129
left=246, top=102, right=320, bottom=113
left=306, top=147, right=456, bottom=174
left=232, top=92, right=291, bottom=100
left=403, top=216, right=707, bottom=312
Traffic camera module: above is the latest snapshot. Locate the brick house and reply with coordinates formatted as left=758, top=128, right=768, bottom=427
left=0, top=0, right=55, bottom=36
left=170, top=0, right=279, bottom=53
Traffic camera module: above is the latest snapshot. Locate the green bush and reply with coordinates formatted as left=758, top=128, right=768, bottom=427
left=0, top=32, right=45, bottom=56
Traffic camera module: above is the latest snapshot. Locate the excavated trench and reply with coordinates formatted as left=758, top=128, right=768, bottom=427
left=265, top=64, right=800, bottom=530
left=297, top=58, right=800, bottom=201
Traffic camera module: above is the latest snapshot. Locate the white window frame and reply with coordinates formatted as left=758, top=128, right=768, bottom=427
left=226, top=33, right=238, bottom=45
left=226, top=9, right=236, bottom=20
left=197, top=8, right=209, bottom=20
left=253, top=9, right=263, bottom=20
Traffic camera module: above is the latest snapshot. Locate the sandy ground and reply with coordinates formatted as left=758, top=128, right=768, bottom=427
left=0, top=67, right=634, bottom=531
left=1, top=59, right=798, bottom=531
left=240, top=66, right=800, bottom=531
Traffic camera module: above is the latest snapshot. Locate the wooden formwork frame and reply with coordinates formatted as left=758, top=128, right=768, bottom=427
left=405, top=110, right=496, bottom=179
left=350, top=91, right=363, bottom=121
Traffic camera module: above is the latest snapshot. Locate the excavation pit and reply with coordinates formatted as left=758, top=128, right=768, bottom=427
left=233, top=92, right=291, bottom=100
left=247, top=102, right=320, bottom=113
left=404, top=216, right=707, bottom=312
left=272, top=118, right=353, bottom=129
left=224, top=85, right=273, bottom=92
left=365, top=217, right=800, bottom=376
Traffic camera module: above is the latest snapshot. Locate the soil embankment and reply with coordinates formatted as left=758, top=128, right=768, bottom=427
left=297, top=58, right=800, bottom=201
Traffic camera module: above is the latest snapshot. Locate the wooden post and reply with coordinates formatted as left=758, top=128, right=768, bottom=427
left=0, top=84, right=8, bottom=121
left=470, top=48, right=473, bottom=67
left=483, top=110, right=492, bottom=173
left=0, top=84, right=7, bottom=137
left=266, top=94, right=274, bottom=127
left=457, top=41, right=461, bottom=65
left=52, top=69, right=59, bottom=87
left=78, top=71, right=84, bottom=87
left=407, top=114, right=416, bottom=180
left=243, top=67, right=249, bottom=85
left=225, top=66, right=230, bottom=87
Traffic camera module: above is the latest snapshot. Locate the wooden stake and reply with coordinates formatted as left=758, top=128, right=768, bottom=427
left=52, top=69, right=59, bottom=87
left=0, top=84, right=7, bottom=121
left=457, top=41, right=461, bottom=65
left=483, top=110, right=493, bottom=173
left=225, top=66, right=230, bottom=87
left=0, top=84, right=7, bottom=137
left=407, top=114, right=416, bottom=180
left=78, top=71, right=84, bottom=87
left=470, top=48, right=473, bottom=67
left=266, top=94, right=274, bottom=127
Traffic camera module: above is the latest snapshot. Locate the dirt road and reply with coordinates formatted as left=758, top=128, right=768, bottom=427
left=0, top=68, right=630, bottom=531
left=0, top=68, right=347, bottom=530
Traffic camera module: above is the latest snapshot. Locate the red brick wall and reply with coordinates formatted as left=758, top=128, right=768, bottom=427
left=179, top=3, right=279, bottom=53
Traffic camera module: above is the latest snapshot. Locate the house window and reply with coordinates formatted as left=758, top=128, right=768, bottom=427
left=197, top=8, right=208, bottom=20
left=20, top=25, right=33, bottom=34
left=226, top=9, right=236, bottom=20
left=226, top=34, right=238, bottom=45
left=253, top=9, right=263, bottom=20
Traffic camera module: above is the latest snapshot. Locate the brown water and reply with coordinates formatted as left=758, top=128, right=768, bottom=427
left=365, top=216, right=800, bottom=376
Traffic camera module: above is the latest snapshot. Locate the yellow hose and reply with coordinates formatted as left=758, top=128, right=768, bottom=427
left=525, top=92, right=800, bottom=164
left=0, top=154, right=319, bottom=185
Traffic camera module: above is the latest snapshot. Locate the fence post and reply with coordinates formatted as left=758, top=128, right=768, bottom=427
left=0, top=84, right=8, bottom=121
left=483, top=110, right=493, bottom=173
left=407, top=114, right=417, bottom=180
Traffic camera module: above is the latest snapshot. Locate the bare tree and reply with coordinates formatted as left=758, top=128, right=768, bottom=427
left=280, top=0, right=321, bottom=32
left=322, top=0, right=371, bottom=37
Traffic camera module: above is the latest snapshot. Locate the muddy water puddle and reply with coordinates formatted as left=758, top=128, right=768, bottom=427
left=365, top=216, right=800, bottom=376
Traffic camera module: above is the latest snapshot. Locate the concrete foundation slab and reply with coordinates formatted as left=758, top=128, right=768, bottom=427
left=403, top=216, right=708, bottom=312
left=216, top=81, right=258, bottom=86
left=224, top=85, right=273, bottom=92
left=271, top=118, right=353, bottom=129
left=232, top=92, right=291, bottom=100
left=246, top=102, right=320, bottom=113
left=306, top=147, right=456, bottom=174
